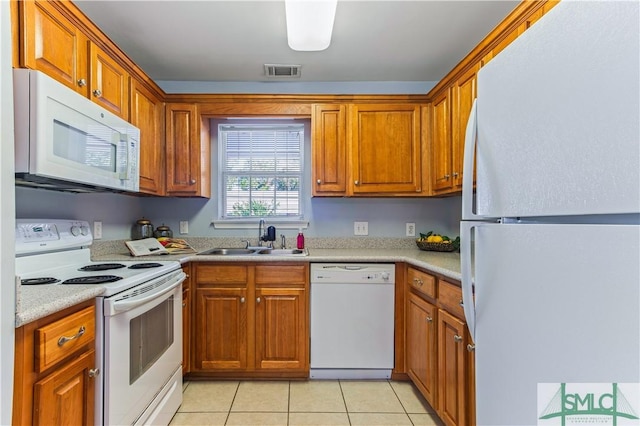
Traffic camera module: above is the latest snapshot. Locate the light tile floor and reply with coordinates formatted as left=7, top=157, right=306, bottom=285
left=170, top=380, right=443, bottom=426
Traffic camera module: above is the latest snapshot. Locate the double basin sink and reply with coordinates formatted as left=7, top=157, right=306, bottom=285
left=197, top=247, right=309, bottom=257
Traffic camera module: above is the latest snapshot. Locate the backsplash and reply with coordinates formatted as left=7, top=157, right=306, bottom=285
left=91, top=236, right=421, bottom=257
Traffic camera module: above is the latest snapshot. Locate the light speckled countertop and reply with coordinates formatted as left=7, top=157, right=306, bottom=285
left=15, top=237, right=461, bottom=328
left=93, top=248, right=461, bottom=281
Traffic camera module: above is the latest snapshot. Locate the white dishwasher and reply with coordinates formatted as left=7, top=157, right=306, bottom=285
left=310, top=263, right=395, bottom=379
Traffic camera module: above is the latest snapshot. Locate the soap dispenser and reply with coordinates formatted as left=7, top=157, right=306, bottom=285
left=296, top=228, right=305, bottom=249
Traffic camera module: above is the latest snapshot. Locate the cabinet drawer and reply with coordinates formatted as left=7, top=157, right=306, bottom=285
left=407, top=267, right=436, bottom=299
left=35, top=306, right=95, bottom=373
left=255, top=264, right=308, bottom=286
left=438, top=279, right=464, bottom=319
left=195, top=264, right=248, bottom=285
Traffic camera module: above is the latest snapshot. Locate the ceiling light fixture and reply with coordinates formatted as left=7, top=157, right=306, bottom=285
left=285, top=0, right=338, bottom=51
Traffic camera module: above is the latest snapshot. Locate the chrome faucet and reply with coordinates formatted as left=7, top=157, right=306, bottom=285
left=280, top=234, right=286, bottom=249
left=258, top=218, right=266, bottom=246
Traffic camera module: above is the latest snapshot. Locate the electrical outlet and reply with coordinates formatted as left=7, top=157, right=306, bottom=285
left=354, top=221, right=368, bottom=236
left=406, top=222, right=416, bottom=237
left=93, top=221, right=102, bottom=239
left=179, top=221, right=189, bottom=234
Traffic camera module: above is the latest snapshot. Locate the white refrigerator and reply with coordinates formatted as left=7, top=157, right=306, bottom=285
left=460, top=1, right=640, bottom=425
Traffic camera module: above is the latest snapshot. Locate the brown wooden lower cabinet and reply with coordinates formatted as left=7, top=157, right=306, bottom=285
left=13, top=300, right=97, bottom=426
left=190, top=262, right=309, bottom=378
left=181, top=264, right=191, bottom=375
left=406, top=292, right=438, bottom=407
left=405, top=265, right=475, bottom=426
left=438, top=309, right=468, bottom=426
left=255, top=287, right=308, bottom=371
left=195, top=286, right=248, bottom=371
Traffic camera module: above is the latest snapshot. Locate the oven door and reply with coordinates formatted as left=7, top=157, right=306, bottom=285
left=101, top=270, right=184, bottom=426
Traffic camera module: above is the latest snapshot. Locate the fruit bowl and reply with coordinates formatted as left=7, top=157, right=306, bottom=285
left=416, top=232, right=460, bottom=252
left=416, top=240, right=457, bottom=252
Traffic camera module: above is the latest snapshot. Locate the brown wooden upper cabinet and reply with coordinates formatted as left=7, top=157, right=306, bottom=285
left=430, top=89, right=453, bottom=194
left=88, top=41, right=129, bottom=119
left=165, top=103, right=211, bottom=198
left=19, top=0, right=129, bottom=119
left=350, top=104, right=423, bottom=195
left=131, top=80, right=165, bottom=196
left=312, top=103, right=425, bottom=196
left=312, top=104, right=348, bottom=196
left=451, top=64, right=478, bottom=191
left=429, top=66, right=477, bottom=196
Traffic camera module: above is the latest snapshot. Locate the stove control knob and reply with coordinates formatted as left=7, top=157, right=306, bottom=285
left=70, top=225, right=81, bottom=236
left=80, top=225, right=90, bottom=236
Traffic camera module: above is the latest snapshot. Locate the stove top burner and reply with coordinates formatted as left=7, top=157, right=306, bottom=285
left=79, top=263, right=126, bottom=272
left=21, top=277, right=61, bottom=285
left=128, top=263, right=163, bottom=269
left=63, top=275, right=124, bottom=285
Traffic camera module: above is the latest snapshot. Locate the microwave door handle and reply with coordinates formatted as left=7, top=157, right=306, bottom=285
left=118, top=132, right=129, bottom=180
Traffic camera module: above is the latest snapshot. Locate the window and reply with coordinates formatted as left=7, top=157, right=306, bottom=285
left=219, top=123, right=304, bottom=220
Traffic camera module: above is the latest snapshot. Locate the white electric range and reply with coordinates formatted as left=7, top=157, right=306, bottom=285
left=16, top=219, right=185, bottom=426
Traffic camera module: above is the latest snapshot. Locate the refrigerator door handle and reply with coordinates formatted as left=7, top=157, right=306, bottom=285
left=462, top=99, right=478, bottom=221
left=460, top=221, right=476, bottom=341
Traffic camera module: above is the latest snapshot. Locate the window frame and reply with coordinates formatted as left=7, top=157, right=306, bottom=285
left=215, top=120, right=307, bottom=227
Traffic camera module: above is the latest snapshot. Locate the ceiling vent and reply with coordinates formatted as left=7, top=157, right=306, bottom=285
left=264, top=64, right=302, bottom=78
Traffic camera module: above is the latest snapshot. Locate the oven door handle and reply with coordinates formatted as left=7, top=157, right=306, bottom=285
left=110, top=271, right=186, bottom=313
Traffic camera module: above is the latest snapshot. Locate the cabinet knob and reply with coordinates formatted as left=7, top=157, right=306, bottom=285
left=426, top=316, right=433, bottom=323
left=189, top=179, right=197, bottom=185
left=453, top=172, right=459, bottom=178
left=256, top=297, right=261, bottom=303
left=354, top=180, right=359, bottom=185
left=459, top=299, right=464, bottom=307
left=77, top=78, right=87, bottom=87
left=88, top=368, right=100, bottom=378
left=444, top=174, right=450, bottom=180
left=316, top=179, right=322, bottom=184
left=453, top=334, right=463, bottom=343
left=467, top=344, right=475, bottom=352
left=240, top=297, right=245, bottom=303
left=413, top=277, right=423, bottom=286
left=92, top=89, right=102, bottom=97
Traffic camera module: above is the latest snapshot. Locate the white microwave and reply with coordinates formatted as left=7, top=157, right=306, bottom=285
left=13, top=69, right=140, bottom=193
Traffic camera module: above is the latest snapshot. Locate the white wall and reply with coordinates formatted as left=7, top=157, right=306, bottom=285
left=1, top=1, right=16, bottom=422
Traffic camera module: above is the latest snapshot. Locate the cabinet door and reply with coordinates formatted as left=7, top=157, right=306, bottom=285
left=438, top=309, right=467, bottom=426
left=406, top=292, right=438, bottom=408
left=349, top=104, right=422, bottom=194
left=131, top=79, right=165, bottom=195
left=255, top=287, right=308, bottom=371
left=165, top=103, right=210, bottom=197
left=452, top=65, right=478, bottom=191
left=181, top=265, right=191, bottom=375
left=195, top=287, right=248, bottom=371
left=312, top=104, right=347, bottom=195
left=467, top=341, right=476, bottom=426
left=89, top=42, right=129, bottom=119
left=430, top=90, right=452, bottom=193
left=21, top=0, right=89, bottom=96
left=33, top=349, right=96, bottom=426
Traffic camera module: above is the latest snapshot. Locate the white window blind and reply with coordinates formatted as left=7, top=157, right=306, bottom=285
left=220, top=123, right=304, bottom=219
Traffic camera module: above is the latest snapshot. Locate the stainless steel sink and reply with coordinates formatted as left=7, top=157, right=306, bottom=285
left=197, top=247, right=308, bottom=256
left=258, top=248, right=308, bottom=256
left=197, top=248, right=258, bottom=256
